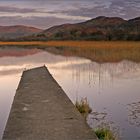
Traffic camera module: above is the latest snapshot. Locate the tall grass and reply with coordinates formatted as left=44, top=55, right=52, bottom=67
left=44, top=41, right=140, bottom=62
left=94, top=127, right=117, bottom=140
left=0, top=41, right=140, bottom=62
left=75, top=97, right=92, bottom=118
left=75, top=97, right=118, bottom=139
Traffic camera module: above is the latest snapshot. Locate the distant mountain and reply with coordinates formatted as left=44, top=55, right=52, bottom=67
left=0, top=16, right=140, bottom=41
left=30, top=16, right=140, bottom=41
left=0, top=25, right=42, bottom=40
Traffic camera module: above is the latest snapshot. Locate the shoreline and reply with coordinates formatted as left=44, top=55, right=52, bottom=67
left=0, top=41, right=140, bottom=63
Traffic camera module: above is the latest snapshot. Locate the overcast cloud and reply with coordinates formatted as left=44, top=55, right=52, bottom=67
left=0, top=0, right=139, bottom=29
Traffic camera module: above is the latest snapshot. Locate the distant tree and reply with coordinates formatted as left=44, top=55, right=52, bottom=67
left=55, top=32, right=64, bottom=38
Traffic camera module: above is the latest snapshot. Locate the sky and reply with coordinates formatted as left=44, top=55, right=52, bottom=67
left=0, top=0, right=139, bottom=29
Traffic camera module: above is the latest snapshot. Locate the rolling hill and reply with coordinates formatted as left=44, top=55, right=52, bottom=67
left=32, top=16, right=140, bottom=41
left=0, top=16, right=139, bottom=41
left=0, top=25, right=42, bottom=39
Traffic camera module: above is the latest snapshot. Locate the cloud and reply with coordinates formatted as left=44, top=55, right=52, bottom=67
left=0, top=16, right=84, bottom=29
left=0, top=6, right=36, bottom=13
left=110, top=0, right=140, bottom=19
left=0, top=4, right=91, bottom=21
left=53, top=0, right=140, bottom=19
left=0, top=0, right=139, bottom=28
left=0, top=3, right=90, bottom=29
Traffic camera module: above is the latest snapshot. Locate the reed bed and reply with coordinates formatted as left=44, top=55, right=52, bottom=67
left=0, top=41, right=140, bottom=62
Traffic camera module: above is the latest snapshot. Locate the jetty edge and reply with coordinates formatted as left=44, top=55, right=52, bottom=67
left=2, top=66, right=98, bottom=140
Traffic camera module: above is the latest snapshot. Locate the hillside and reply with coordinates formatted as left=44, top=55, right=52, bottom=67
left=0, top=16, right=139, bottom=41
left=31, top=16, right=140, bottom=41
left=0, top=25, right=42, bottom=40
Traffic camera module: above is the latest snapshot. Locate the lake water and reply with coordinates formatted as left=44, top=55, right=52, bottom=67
left=0, top=47, right=140, bottom=140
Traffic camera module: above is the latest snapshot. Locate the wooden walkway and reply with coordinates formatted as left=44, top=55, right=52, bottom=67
left=2, top=66, right=98, bottom=140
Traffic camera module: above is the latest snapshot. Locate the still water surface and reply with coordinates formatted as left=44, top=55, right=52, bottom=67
left=0, top=47, right=140, bottom=140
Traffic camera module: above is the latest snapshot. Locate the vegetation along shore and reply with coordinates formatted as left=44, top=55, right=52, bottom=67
left=0, top=41, right=140, bottom=63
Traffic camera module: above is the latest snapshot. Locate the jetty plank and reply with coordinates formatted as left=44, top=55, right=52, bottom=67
left=3, top=66, right=98, bottom=140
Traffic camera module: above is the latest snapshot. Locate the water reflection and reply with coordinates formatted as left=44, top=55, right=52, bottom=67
left=0, top=47, right=140, bottom=140
left=0, top=47, right=41, bottom=57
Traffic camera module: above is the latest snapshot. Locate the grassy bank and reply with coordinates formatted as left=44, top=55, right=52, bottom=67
left=0, top=41, right=140, bottom=62
left=95, top=128, right=117, bottom=140
left=75, top=97, right=92, bottom=118
left=75, top=98, right=117, bottom=140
